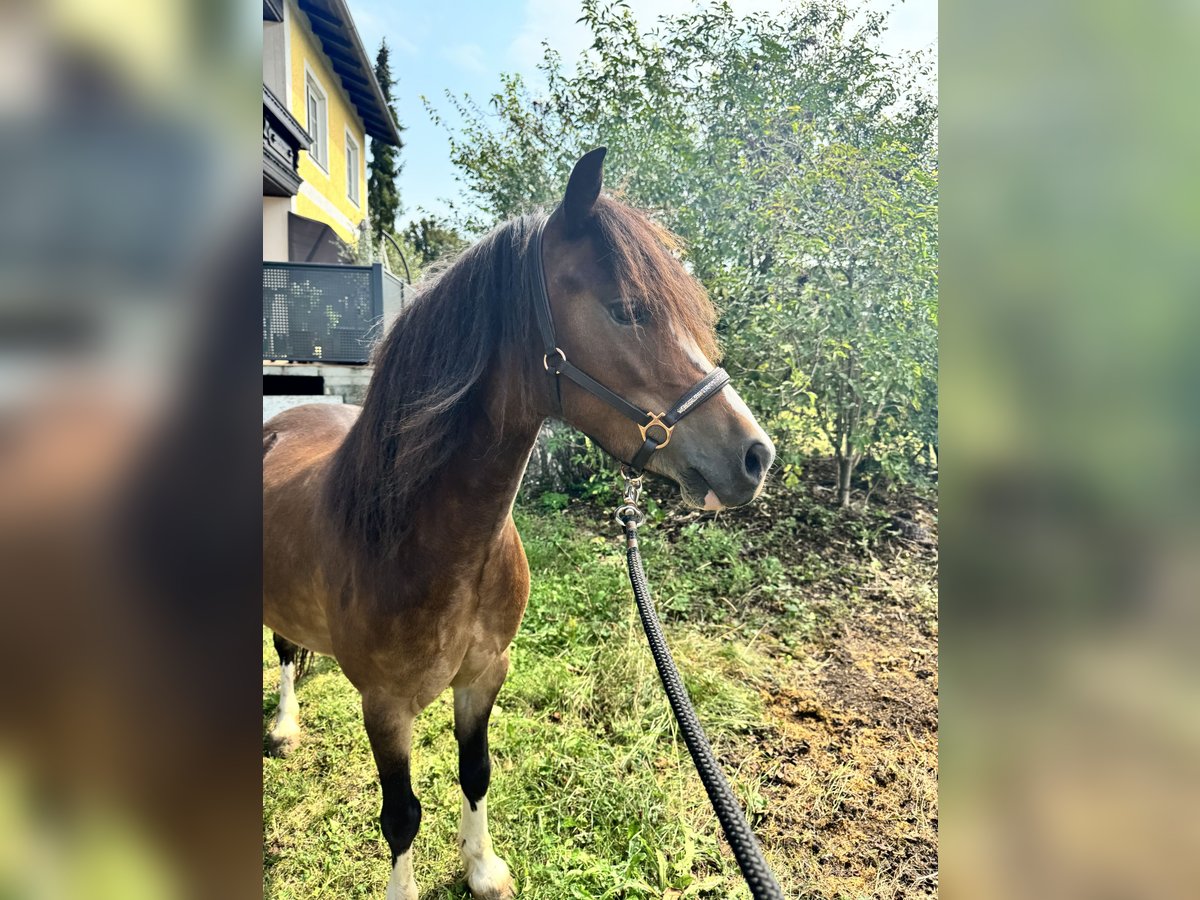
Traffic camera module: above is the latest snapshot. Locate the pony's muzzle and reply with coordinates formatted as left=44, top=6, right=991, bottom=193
left=715, top=434, right=775, bottom=507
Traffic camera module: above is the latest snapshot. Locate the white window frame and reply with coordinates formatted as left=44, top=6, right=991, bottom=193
left=345, top=128, right=361, bottom=207
left=304, top=65, right=329, bottom=173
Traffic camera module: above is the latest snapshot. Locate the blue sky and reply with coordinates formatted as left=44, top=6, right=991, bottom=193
left=348, top=0, right=937, bottom=225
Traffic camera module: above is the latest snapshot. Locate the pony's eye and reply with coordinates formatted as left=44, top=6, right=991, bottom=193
left=608, top=300, right=650, bottom=326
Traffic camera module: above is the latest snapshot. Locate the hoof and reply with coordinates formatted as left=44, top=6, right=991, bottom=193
left=465, top=857, right=515, bottom=899
left=268, top=730, right=301, bottom=757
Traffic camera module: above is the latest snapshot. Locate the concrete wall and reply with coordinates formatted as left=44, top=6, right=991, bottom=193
left=264, top=362, right=373, bottom=406
left=263, top=196, right=290, bottom=262
left=263, top=393, right=343, bottom=422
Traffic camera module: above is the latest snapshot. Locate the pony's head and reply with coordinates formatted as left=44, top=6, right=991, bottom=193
left=538, top=148, right=774, bottom=509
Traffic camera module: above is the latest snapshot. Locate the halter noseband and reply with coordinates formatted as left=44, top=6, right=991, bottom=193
left=531, top=217, right=730, bottom=473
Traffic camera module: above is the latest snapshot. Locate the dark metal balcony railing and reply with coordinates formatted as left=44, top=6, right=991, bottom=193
left=263, top=261, right=389, bottom=364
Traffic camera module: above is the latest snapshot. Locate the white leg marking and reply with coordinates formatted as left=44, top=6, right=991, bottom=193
left=269, top=661, right=301, bottom=747
left=385, top=850, right=418, bottom=900
left=458, top=795, right=514, bottom=899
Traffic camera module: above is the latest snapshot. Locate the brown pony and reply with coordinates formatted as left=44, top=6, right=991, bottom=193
left=263, top=149, right=774, bottom=899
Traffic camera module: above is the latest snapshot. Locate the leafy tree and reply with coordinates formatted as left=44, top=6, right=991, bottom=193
left=367, top=39, right=404, bottom=246
left=428, top=0, right=937, bottom=504
left=768, top=138, right=938, bottom=505
left=403, top=216, right=467, bottom=266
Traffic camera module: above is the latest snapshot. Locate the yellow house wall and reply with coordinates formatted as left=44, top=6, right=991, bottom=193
left=287, top=0, right=369, bottom=245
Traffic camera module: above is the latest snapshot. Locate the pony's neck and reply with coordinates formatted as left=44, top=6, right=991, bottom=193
left=418, top=357, right=545, bottom=551
left=325, top=214, right=552, bottom=563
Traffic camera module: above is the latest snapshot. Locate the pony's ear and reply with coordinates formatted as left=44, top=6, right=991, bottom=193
left=562, top=147, right=607, bottom=236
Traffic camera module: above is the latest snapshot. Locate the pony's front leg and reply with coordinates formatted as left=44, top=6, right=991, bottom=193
left=453, top=653, right=515, bottom=900
left=363, top=692, right=421, bottom=900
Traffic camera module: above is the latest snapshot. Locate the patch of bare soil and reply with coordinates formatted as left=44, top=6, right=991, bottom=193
left=751, top=631, right=938, bottom=899
left=707, top=480, right=938, bottom=898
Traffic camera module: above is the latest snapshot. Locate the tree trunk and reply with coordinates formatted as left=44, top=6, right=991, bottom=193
left=522, top=422, right=585, bottom=494
left=837, top=455, right=854, bottom=508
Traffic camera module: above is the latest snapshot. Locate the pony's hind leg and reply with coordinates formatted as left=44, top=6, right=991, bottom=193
left=268, top=631, right=305, bottom=756
left=453, top=653, right=515, bottom=900
left=363, top=692, right=421, bottom=900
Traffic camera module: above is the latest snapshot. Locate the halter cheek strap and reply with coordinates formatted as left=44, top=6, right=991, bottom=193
left=531, top=218, right=730, bottom=473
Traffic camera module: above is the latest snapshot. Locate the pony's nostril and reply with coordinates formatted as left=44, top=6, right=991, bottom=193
left=744, top=441, right=770, bottom=482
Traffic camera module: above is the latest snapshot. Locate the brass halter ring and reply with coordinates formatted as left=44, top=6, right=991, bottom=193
left=543, top=347, right=567, bottom=372
left=638, top=413, right=674, bottom=449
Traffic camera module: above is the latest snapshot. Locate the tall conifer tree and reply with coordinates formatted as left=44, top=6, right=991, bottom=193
left=367, top=39, right=403, bottom=245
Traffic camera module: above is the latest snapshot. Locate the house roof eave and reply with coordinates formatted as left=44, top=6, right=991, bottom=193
left=297, top=0, right=403, bottom=147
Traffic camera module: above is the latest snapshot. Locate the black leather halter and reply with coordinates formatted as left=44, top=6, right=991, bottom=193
left=531, top=218, right=730, bottom=473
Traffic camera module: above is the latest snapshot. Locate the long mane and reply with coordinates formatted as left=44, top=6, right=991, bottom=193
left=325, top=197, right=717, bottom=555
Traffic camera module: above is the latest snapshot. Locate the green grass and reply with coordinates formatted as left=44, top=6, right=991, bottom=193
left=264, top=495, right=939, bottom=899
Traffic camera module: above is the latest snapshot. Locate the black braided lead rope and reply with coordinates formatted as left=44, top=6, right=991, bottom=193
left=620, top=514, right=786, bottom=899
